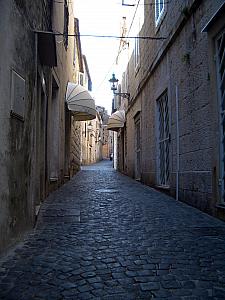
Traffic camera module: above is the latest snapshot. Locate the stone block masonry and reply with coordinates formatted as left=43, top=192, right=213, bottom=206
left=0, top=160, right=225, bottom=299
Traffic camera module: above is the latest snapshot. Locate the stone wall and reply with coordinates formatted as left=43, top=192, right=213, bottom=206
left=0, top=0, right=78, bottom=254
left=124, top=0, right=225, bottom=218
left=70, top=118, right=81, bottom=176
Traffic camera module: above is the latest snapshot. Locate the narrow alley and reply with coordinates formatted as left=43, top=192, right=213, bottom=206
left=0, top=160, right=225, bottom=300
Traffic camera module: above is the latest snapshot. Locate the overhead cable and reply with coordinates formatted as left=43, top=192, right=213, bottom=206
left=34, top=30, right=167, bottom=40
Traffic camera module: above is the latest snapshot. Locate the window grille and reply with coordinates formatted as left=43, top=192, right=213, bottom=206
left=216, top=29, right=225, bottom=203
left=135, top=114, right=141, bottom=180
left=11, top=70, right=25, bottom=120
left=157, top=92, right=170, bottom=186
left=63, top=0, right=69, bottom=49
left=78, top=72, right=84, bottom=86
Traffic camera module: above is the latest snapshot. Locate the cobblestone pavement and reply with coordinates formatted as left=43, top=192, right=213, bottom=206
left=1, top=160, right=225, bottom=300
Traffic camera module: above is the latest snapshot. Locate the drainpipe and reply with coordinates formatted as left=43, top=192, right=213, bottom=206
left=34, top=32, right=39, bottom=217
left=175, top=85, right=179, bottom=201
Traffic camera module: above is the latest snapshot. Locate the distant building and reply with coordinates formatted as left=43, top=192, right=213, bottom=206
left=96, top=106, right=112, bottom=159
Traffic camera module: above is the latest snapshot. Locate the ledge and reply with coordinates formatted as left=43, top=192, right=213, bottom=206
left=155, top=185, right=170, bottom=190
left=49, top=177, right=58, bottom=182
left=216, top=204, right=225, bottom=210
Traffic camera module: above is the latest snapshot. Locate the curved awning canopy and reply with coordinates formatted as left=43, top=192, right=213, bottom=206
left=107, top=110, right=125, bottom=132
left=66, top=82, right=96, bottom=120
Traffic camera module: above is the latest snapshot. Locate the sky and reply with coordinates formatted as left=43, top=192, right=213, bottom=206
left=74, top=0, right=138, bottom=114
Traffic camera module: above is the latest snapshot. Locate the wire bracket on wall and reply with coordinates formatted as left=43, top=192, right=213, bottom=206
left=122, top=0, right=135, bottom=6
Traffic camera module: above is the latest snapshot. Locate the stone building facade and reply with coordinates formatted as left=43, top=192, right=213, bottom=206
left=81, top=111, right=103, bottom=165
left=69, top=19, right=84, bottom=178
left=96, top=106, right=111, bottom=159
left=79, top=60, right=104, bottom=166
left=0, top=0, right=83, bottom=254
left=118, top=0, right=225, bottom=219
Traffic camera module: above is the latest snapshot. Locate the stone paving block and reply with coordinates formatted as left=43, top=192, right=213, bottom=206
left=91, top=288, right=107, bottom=297
left=87, top=276, right=102, bottom=284
left=181, top=280, right=196, bottom=289
left=125, top=270, right=137, bottom=277
left=161, top=280, right=181, bottom=289
left=102, top=280, right=117, bottom=288
left=111, top=272, right=126, bottom=279
left=140, top=282, right=160, bottom=291
left=137, top=269, right=155, bottom=276
left=143, top=263, right=157, bottom=270
left=62, top=288, right=79, bottom=297
left=91, top=282, right=104, bottom=289
left=212, top=286, right=225, bottom=298
left=81, top=271, right=96, bottom=278
left=156, top=269, right=170, bottom=275
left=77, top=284, right=93, bottom=293
left=151, top=288, right=172, bottom=298
left=78, top=291, right=93, bottom=300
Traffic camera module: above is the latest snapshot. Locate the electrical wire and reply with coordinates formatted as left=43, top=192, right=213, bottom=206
left=93, top=60, right=117, bottom=96
left=74, top=34, right=166, bottom=40
left=121, top=1, right=170, bottom=5
left=34, top=31, right=167, bottom=40
left=126, top=0, right=141, bottom=37
left=53, top=1, right=73, bottom=3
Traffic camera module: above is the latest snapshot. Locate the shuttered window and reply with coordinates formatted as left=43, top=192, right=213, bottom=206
left=216, top=29, right=225, bottom=204
left=157, top=92, right=170, bottom=187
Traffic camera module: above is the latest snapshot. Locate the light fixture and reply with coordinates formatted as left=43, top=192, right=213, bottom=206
left=109, top=73, right=130, bottom=100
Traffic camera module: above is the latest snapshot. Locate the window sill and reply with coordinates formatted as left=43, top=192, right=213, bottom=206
left=155, top=184, right=170, bottom=190
left=49, top=177, right=58, bottom=182
left=216, top=204, right=225, bottom=210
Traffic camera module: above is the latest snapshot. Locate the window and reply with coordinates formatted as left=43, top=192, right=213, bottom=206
left=134, top=36, right=140, bottom=70
left=134, top=113, right=141, bottom=180
left=155, top=0, right=165, bottom=26
left=216, top=29, right=225, bottom=204
left=49, top=77, right=59, bottom=179
left=63, top=0, right=69, bottom=49
left=11, top=70, right=25, bottom=120
left=78, top=72, right=84, bottom=86
left=73, top=35, right=76, bottom=66
left=156, top=91, right=170, bottom=187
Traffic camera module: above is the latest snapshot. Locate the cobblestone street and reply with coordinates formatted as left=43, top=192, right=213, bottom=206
left=0, top=160, right=225, bottom=300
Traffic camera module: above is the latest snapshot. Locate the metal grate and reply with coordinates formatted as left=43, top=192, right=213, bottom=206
left=216, top=29, right=225, bottom=203
left=135, top=116, right=141, bottom=180
left=157, top=92, right=170, bottom=186
left=11, top=70, right=25, bottom=120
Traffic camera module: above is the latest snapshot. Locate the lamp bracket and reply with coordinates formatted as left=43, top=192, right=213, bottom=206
left=113, top=92, right=130, bottom=100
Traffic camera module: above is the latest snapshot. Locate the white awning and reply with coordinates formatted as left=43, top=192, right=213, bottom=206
left=66, top=82, right=96, bottom=120
left=107, top=110, right=125, bottom=131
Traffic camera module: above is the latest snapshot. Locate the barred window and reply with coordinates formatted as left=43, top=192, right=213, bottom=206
left=64, top=0, right=69, bottom=49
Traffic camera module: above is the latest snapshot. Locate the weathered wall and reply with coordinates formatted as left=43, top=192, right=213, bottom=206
left=124, top=0, right=225, bottom=218
left=0, top=0, right=78, bottom=254
left=70, top=118, right=81, bottom=176
left=0, top=0, right=52, bottom=253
